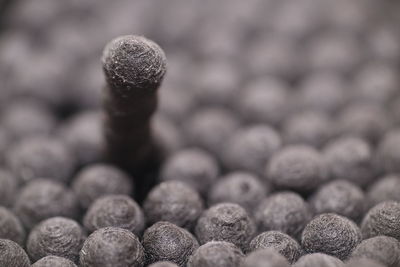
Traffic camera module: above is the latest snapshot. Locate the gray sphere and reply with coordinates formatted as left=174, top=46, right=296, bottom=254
left=188, top=241, right=243, bottom=267
left=208, top=172, right=268, bottom=214
left=377, top=129, right=400, bottom=173
left=267, top=145, right=328, bottom=192
left=27, top=217, right=85, bottom=263
left=143, top=221, right=199, bottom=267
left=345, top=258, right=386, bottom=267
left=0, top=239, right=30, bottom=267
left=72, top=164, right=133, bottom=210
left=323, top=136, right=375, bottom=187
left=0, top=207, right=25, bottom=245
left=14, top=179, right=79, bottom=229
left=361, top=201, right=400, bottom=240
left=309, top=179, right=366, bottom=222
left=293, top=253, right=344, bottom=267
left=7, top=137, right=75, bottom=184
left=32, top=256, right=77, bottom=267
left=80, top=227, right=145, bottom=267
left=351, top=236, right=400, bottom=267
left=195, top=203, right=256, bottom=251
left=255, top=192, right=312, bottom=239
left=83, top=194, right=145, bottom=236
left=249, top=231, right=302, bottom=263
left=367, top=174, right=400, bottom=207
left=0, top=169, right=17, bottom=207
left=161, top=148, right=219, bottom=194
left=222, top=125, right=281, bottom=176
left=241, top=248, right=290, bottom=267
left=102, top=35, right=167, bottom=94
left=143, top=181, right=204, bottom=229
left=302, top=213, right=362, bottom=260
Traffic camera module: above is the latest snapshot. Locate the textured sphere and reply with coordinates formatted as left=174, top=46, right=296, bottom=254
left=377, top=129, right=400, bottom=173
left=361, top=201, right=400, bottom=240
left=14, top=179, right=79, bottom=229
left=367, top=174, right=400, bottom=207
left=7, top=137, right=76, bottom=184
left=283, top=111, right=333, bottom=148
left=302, top=213, right=362, bottom=260
left=0, top=207, right=25, bottom=245
left=266, top=145, right=328, bottom=192
left=32, top=256, right=77, bottom=267
left=160, top=148, right=219, bottom=194
left=143, top=181, right=204, bottom=229
left=143, top=221, right=199, bottom=267
left=0, top=239, right=30, bottom=267
left=345, top=258, right=386, bottom=267
left=102, top=35, right=167, bottom=94
left=83, top=195, right=145, bottom=236
left=195, top=203, right=256, bottom=251
left=241, top=248, right=290, bottom=267
left=309, top=180, right=366, bottom=222
left=188, top=241, right=243, bottom=267
left=27, top=217, right=85, bottom=263
left=255, top=192, right=312, bottom=239
left=249, top=231, right=302, bottom=263
left=351, top=236, right=400, bottom=267
left=222, top=125, right=281, bottom=176
left=293, top=253, right=344, bottom=267
left=0, top=169, right=17, bottom=207
left=72, top=164, right=133, bottom=210
left=80, top=227, right=145, bottom=267
left=323, top=136, right=375, bottom=187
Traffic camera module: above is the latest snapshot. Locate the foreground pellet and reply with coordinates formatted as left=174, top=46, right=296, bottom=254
left=32, top=256, right=77, bottom=267
left=188, top=241, right=243, bottom=267
left=0, top=239, right=30, bottom=267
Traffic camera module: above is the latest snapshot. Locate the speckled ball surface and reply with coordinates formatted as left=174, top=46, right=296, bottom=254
left=143, top=221, right=199, bottom=267
left=293, top=253, right=344, bottom=267
left=27, top=217, right=85, bottom=263
left=367, top=175, right=400, bottom=207
left=361, top=201, right=400, bottom=240
left=188, top=241, right=243, bottom=267
left=80, top=227, right=145, bottom=267
left=0, top=207, right=25, bottom=246
left=148, top=262, right=179, bottom=267
left=0, top=239, right=30, bottom=267
left=32, top=256, right=77, bottom=267
left=255, top=192, right=312, bottom=239
left=143, top=181, right=204, bottom=229
left=241, top=248, right=290, bottom=267
left=195, top=203, right=256, bottom=251
left=249, top=231, right=302, bottom=263
left=301, top=213, right=362, bottom=260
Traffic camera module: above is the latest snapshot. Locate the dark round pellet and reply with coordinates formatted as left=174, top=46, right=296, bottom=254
left=255, top=192, right=312, bottom=239
left=361, top=201, right=400, bottom=240
left=0, top=239, right=30, bottom=267
left=266, top=145, right=328, bottom=192
left=7, top=137, right=76, bottom=184
left=323, top=136, right=375, bottom=188
left=351, top=236, right=400, bottom=267
left=241, top=248, right=290, bottom=267
left=80, top=227, right=144, bottom=267
left=222, top=125, right=281, bottom=176
left=367, top=174, right=400, bottom=207
left=72, top=164, right=133, bottom=210
left=0, top=169, right=17, bottom=207
left=293, top=253, right=344, bottom=267
left=143, top=221, right=199, bottom=267
left=301, top=213, right=362, bottom=260
left=160, top=148, right=219, bottom=194
left=143, top=181, right=204, bottom=229
left=14, top=178, right=79, bottom=229
left=27, top=217, right=85, bottom=263
left=195, top=203, right=256, bottom=251
left=188, top=241, right=243, bottom=267
left=83, top=194, right=145, bottom=236
left=249, top=231, right=302, bottom=263
left=0, top=207, right=25, bottom=246
left=32, top=256, right=77, bottom=267
left=309, top=179, right=366, bottom=222
left=208, top=172, right=268, bottom=215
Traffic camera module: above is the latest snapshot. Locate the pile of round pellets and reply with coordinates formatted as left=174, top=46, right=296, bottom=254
left=1, top=0, right=400, bottom=266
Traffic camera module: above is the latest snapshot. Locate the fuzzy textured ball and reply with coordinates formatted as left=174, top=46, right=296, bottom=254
left=0, top=239, right=30, bottom=267
left=188, top=241, right=243, bottom=267
left=0, top=207, right=25, bottom=246
left=293, top=253, right=344, bottom=267
left=241, top=248, right=290, bottom=267
left=32, top=256, right=77, bottom=267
